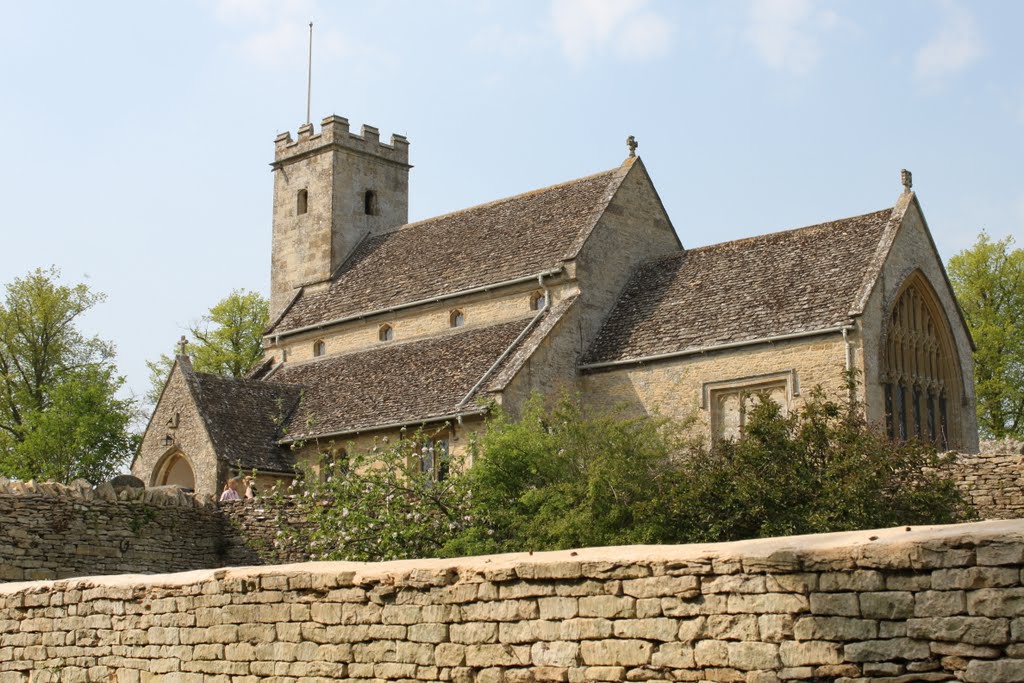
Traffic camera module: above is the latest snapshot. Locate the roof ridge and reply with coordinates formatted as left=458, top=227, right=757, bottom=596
left=377, top=164, right=624, bottom=236
left=686, top=207, right=893, bottom=254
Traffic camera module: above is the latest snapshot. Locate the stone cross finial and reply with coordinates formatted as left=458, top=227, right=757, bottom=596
left=177, top=335, right=189, bottom=357
left=901, top=168, right=913, bottom=193
left=627, top=135, right=638, bottom=158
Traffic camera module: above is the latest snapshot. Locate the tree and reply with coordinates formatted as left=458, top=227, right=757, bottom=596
left=446, top=396, right=691, bottom=557
left=277, top=431, right=473, bottom=562
left=662, top=389, right=969, bottom=544
left=0, top=268, right=137, bottom=483
left=948, top=233, right=1024, bottom=438
left=146, top=289, right=269, bottom=405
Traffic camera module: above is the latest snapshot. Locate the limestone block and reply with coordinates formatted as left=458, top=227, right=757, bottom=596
left=726, top=642, right=780, bottom=671
left=966, top=587, right=1024, bottom=617
left=792, top=616, right=877, bottom=641
left=704, top=615, right=758, bottom=641
left=531, top=641, right=580, bottom=667
left=611, top=618, right=679, bottom=641
left=778, top=640, right=842, bottom=667
left=843, top=638, right=930, bottom=662
left=580, top=640, right=654, bottom=667
left=693, top=640, right=729, bottom=667
left=859, top=591, right=914, bottom=619
left=621, top=576, right=698, bottom=599
left=538, top=598, right=578, bottom=620
left=451, top=622, right=498, bottom=644
left=809, top=593, right=859, bottom=616
left=650, top=643, right=695, bottom=668
left=964, top=659, right=1024, bottom=683
left=931, top=567, right=1019, bottom=590
left=915, top=590, right=967, bottom=617
left=579, top=596, right=636, bottom=619
left=906, top=616, right=1009, bottom=645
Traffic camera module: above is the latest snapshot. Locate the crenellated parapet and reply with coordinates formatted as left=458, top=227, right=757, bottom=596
left=273, top=115, right=410, bottom=168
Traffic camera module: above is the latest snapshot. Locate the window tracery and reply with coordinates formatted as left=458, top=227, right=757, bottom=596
left=882, top=273, right=961, bottom=448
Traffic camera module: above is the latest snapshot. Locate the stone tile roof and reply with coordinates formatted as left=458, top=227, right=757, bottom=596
left=583, top=208, right=895, bottom=365
left=270, top=164, right=630, bottom=334
left=273, top=317, right=535, bottom=440
left=186, top=371, right=302, bottom=473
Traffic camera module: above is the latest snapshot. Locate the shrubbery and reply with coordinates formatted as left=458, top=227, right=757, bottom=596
left=279, top=387, right=970, bottom=562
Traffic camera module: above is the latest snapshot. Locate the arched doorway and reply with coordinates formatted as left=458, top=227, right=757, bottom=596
left=881, top=271, right=964, bottom=449
left=153, top=450, right=196, bottom=489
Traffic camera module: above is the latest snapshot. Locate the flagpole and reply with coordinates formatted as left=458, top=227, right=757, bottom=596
left=306, top=22, right=313, bottom=126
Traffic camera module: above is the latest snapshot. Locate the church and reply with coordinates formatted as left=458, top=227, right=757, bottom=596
left=134, top=114, right=980, bottom=497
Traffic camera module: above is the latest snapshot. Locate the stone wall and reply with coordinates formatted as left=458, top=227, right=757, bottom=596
left=217, top=498, right=313, bottom=567
left=3, top=520, right=1024, bottom=683
left=0, top=480, right=228, bottom=584
left=952, top=441, right=1024, bottom=520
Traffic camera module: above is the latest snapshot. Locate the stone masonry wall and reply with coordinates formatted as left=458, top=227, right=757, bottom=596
left=3, top=520, right=1024, bottom=683
left=951, top=441, right=1024, bottom=521
left=0, top=480, right=229, bottom=584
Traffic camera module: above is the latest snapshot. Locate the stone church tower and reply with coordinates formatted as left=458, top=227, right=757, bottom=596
left=270, top=116, right=411, bottom=318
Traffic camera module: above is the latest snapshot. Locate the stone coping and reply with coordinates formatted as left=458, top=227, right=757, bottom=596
left=4, top=518, right=1021, bottom=595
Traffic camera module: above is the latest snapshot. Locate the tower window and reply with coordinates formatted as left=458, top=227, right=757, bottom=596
left=364, top=190, right=378, bottom=216
left=378, top=324, right=394, bottom=342
left=529, top=290, right=547, bottom=311
left=297, top=189, right=308, bottom=215
left=313, top=340, right=326, bottom=357
left=449, top=310, right=465, bottom=328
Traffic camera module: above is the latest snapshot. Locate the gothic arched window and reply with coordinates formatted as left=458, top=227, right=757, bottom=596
left=313, top=340, right=326, bottom=357
left=297, top=189, right=308, bottom=215
left=882, top=273, right=962, bottom=449
left=379, top=324, right=394, bottom=342
left=449, top=309, right=464, bottom=328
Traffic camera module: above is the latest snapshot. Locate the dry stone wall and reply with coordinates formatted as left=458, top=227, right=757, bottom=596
left=0, top=480, right=228, bottom=584
left=3, top=520, right=1024, bottom=683
left=952, top=441, right=1024, bottom=520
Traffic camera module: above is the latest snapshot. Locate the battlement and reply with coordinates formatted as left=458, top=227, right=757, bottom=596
left=273, top=115, right=409, bottom=166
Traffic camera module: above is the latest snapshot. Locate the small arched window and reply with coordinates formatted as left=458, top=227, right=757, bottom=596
left=313, top=340, right=326, bottom=357
left=529, top=290, right=547, bottom=311
left=364, top=190, right=378, bottom=216
left=379, top=324, right=394, bottom=342
left=297, top=189, right=308, bottom=215
left=449, top=309, right=465, bottom=328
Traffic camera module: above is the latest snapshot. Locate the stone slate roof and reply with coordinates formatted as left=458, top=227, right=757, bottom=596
left=273, top=317, right=535, bottom=440
left=583, top=208, right=894, bottom=365
left=186, top=371, right=302, bottom=473
left=270, top=164, right=630, bottom=334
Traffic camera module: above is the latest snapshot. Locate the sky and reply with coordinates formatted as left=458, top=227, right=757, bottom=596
left=1, top=0, right=1023, bottom=405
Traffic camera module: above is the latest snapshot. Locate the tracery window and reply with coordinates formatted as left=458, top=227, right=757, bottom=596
left=882, top=273, right=961, bottom=449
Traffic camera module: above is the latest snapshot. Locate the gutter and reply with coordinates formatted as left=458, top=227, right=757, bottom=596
left=278, top=408, right=489, bottom=445
left=456, top=274, right=553, bottom=409
left=579, top=325, right=856, bottom=371
left=267, top=268, right=564, bottom=341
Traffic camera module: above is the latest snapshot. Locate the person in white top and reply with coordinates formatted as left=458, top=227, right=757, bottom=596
left=219, top=478, right=241, bottom=502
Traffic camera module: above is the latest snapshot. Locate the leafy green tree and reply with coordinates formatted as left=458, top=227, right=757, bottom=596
left=146, top=289, right=269, bottom=405
left=0, top=268, right=137, bottom=483
left=279, top=431, right=473, bottom=562
left=948, top=232, right=1024, bottom=438
left=446, top=396, right=691, bottom=556
left=662, top=389, right=970, bottom=544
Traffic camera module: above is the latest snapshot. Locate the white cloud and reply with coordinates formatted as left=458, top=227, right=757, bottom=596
left=550, top=0, right=673, bottom=66
left=914, top=1, right=984, bottom=84
left=745, top=0, right=842, bottom=75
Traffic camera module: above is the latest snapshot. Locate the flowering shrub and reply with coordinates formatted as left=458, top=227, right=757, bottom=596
left=279, top=429, right=472, bottom=562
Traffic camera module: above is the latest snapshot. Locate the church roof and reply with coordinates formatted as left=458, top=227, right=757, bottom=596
left=583, top=207, right=895, bottom=366
left=185, top=371, right=302, bottom=473
left=269, top=163, right=631, bottom=334
left=272, top=317, right=537, bottom=440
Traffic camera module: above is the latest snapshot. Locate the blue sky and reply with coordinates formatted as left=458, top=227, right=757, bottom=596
left=2, top=0, right=1022, bottom=404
